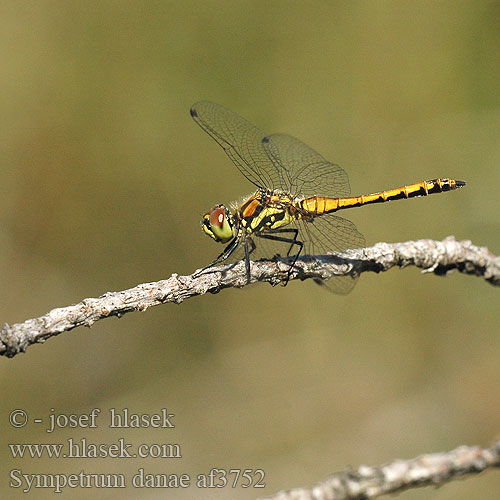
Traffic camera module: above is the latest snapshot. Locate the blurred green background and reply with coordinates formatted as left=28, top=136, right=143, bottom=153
left=1, top=1, right=499, bottom=499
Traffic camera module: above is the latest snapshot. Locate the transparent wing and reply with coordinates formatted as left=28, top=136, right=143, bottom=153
left=290, top=214, right=365, bottom=294
left=190, top=101, right=281, bottom=189
left=262, top=133, right=351, bottom=197
left=297, top=214, right=365, bottom=254
left=190, top=102, right=351, bottom=198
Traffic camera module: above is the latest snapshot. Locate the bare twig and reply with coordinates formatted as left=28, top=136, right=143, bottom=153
left=1, top=236, right=498, bottom=358
left=259, top=440, right=500, bottom=500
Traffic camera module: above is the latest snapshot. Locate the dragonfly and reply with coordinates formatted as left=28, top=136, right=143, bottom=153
left=191, top=101, right=466, bottom=293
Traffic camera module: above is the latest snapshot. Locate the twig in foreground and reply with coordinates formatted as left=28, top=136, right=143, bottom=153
left=259, top=440, right=500, bottom=500
left=1, top=236, right=498, bottom=358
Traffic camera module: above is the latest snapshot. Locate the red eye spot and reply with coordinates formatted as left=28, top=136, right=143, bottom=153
left=209, top=208, right=225, bottom=227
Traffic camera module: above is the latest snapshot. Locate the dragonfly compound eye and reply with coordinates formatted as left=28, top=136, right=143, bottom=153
left=202, top=205, right=234, bottom=243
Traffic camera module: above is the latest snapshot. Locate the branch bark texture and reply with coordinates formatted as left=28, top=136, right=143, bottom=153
left=259, top=440, right=500, bottom=500
left=1, top=237, right=498, bottom=357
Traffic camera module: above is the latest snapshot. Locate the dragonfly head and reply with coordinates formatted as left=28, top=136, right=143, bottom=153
left=202, top=204, right=236, bottom=243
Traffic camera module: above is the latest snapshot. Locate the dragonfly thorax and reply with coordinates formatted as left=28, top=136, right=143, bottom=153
left=201, top=204, right=236, bottom=243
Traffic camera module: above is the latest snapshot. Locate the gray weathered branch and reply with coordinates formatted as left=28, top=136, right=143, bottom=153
left=1, top=236, right=498, bottom=358
left=259, top=440, right=500, bottom=500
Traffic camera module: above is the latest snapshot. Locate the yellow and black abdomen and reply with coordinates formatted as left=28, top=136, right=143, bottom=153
left=300, top=178, right=466, bottom=214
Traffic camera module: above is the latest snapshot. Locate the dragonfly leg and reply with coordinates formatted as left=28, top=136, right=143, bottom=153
left=194, top=236, right=240, bottom=277
left=255, top=230, right=304, bottom=285
left=257, top=228, right=300, bottom=256
left=283, top=228, right=299, bottom=256
left=240, top=236, right=256, bottom=284
left=244, top=239, right=251, bottom=282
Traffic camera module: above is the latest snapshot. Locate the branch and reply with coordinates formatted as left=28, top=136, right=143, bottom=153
left=1, top=236, right=498, bottom=357
left=259, top=440, right=500, bottom=500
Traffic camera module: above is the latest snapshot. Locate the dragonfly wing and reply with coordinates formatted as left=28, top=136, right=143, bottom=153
left=298, top=214, right=365, bottom=254
left=288, top=214, right=365, bottom=294
left=191, top=101, right=283, bottom=190
left=262, top=133, right=351, bottom=198
left=191, top=103, right=352, bottom=198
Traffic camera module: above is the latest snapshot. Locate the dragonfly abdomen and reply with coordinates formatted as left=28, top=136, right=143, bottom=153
left=300, top=178, right=466, bottom=214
